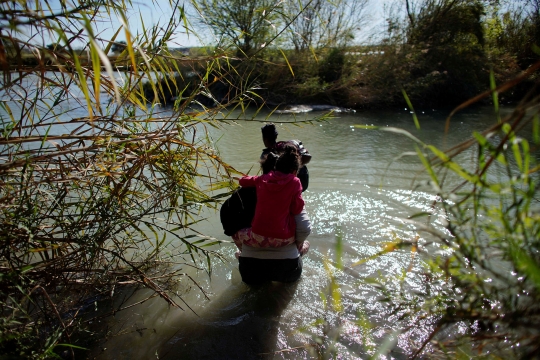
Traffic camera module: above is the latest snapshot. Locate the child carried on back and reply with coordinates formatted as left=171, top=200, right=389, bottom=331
left=233, top=143, right=310, bottom=256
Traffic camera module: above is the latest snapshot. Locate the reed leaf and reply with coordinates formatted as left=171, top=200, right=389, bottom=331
left=0, top=1, right=264, bottom=356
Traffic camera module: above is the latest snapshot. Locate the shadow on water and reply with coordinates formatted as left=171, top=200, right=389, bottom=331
left=158, top=272, right=300, bottom=359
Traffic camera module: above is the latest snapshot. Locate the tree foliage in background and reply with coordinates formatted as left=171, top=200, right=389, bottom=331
left=409, top=0, right=487, bottom=103
left=142, top=0, right=540, bottom=110
left=190, top=0, right=283, bottom=57
left=372, top=0, right=486, bottom=106
left=257, top=0, right=506, bottom=109
left=186, top=0, right=539, bottom=109
left=483, top=0, right=540, bottom=86
left=187, top=0, right=373, bottom=107
left=283, top=0, right=369, bottom=52
left=356, top=0, right=540, bottom=108
left=111, top=40, right=127, bottom=54
left=497, top=0, right=540, bottom=70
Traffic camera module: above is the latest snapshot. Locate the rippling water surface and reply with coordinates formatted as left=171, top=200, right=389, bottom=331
left=90, top=106, right=504, bottom=359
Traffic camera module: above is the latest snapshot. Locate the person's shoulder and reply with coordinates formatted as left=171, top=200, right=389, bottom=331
left=261, top=147, right=273, bottom=160
left=291, top=175, right=303, bottom=188
left=260, top=172, right=274, bottom=181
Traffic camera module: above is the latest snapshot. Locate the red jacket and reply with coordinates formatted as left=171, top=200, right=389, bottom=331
left=239, top=171, right=304, bottom=239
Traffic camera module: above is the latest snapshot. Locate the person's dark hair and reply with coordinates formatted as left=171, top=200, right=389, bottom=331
left=261, top=152, right=278, bottom=174
left=261, top=123, right=278, bottom=142
left=275, top=143, right=300, bottom=174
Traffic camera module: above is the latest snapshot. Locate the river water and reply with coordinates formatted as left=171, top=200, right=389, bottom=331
left=0, top=72, right=504, bottom=357
left=81, top=105, right=505, bottom=359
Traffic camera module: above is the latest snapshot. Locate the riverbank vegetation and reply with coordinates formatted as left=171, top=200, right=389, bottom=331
left=180, top=0, right=540, bottom=109
left=0, top=1, right=245, bottom=358
left=7, top=0, right=538, bottom=110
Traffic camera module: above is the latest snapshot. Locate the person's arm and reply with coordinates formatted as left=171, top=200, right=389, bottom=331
left=295, top=207, right=311, bottom=256
left=232, top=235, right=243, bottom=250
left=239, top=175, right=257, bottom=187
left=294, top=208, right=311, bottom=243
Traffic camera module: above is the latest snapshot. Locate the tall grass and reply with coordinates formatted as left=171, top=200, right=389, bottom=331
left=0, top=1, right=250, bottom=357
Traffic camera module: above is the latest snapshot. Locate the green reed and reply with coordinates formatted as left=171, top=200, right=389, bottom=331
left=0, top=1, right=253, bottom=357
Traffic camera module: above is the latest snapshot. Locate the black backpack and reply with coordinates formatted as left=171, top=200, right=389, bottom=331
left=219, top=187, right=257, bottom=236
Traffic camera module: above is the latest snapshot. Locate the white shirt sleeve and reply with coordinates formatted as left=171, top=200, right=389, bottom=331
left=295, top=207, right=312, bottom=243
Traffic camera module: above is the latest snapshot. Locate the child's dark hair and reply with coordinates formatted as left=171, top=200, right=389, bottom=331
left=275, top=143, right=300, bottom=174
left=261, top=152, right=278, bottom=174
left=261, top=123, right=278, bottom=142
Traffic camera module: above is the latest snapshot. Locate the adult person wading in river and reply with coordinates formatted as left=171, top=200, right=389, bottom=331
left=220, top=144, right=311, bottom=285
left=261, top=123, right=311, bottom=192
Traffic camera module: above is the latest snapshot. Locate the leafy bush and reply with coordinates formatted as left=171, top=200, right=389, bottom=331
left=318, top=48, right=345, bottom=84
